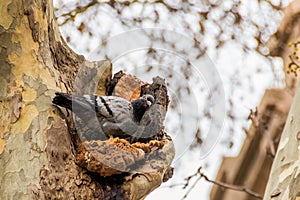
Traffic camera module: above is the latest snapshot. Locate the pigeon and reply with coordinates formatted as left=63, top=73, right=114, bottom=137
left=52, top=92, right=155, bottom=141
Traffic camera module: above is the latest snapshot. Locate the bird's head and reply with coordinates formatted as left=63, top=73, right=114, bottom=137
left=131, top=94, right=155, bottom=121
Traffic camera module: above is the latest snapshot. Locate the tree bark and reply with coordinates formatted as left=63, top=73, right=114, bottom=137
left=0, top=0, right=174, bottom=199
left=263, top=84, right=300, bottom=199
left=0, top=0, right=103, bottom=198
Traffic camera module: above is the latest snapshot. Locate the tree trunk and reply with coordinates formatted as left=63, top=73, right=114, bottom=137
left=263, top=83, right=300, bottom=199
left=0, top=0, right=174, bottom=199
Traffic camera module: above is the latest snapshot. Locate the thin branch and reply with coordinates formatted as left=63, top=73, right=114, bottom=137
left=179, top=167, right=263, bottom=200
left=199, top=171, right=263, bottom=199
left=181, top=176, right=202, bottom=200
left=57, top=0, right=101, bottom=26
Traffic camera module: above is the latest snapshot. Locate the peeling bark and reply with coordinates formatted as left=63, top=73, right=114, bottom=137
left=263, top=84, right=300, bottom=199
left=0, top=0, right=174, bottom=199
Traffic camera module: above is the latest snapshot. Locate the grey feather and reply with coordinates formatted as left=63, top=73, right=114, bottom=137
left=52, top=92, right=154, bottom=141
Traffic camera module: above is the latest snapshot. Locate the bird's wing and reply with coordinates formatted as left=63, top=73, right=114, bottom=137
left=84, top=95, right=133, bottom=122
left=53, top=93, right=134, bottom=122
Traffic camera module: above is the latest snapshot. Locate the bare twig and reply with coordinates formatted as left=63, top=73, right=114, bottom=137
left=248, top=107, right=258, bottom=128
left=181, top=176, right=202, bottom=199
left=178, top=167, right=263, bottom=200
left=56, top=0, right=170, bottom=26
left=57, top=0, right=101, bottom=26
left=260, top=0, right=283, bottom=10
left=199, top=171, right=263, bottom=199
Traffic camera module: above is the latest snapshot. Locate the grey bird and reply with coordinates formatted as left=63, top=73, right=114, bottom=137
left=52, top=92, right=155, bottom=141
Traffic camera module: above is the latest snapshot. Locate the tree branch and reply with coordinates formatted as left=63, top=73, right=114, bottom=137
left=199, top=170, right=263, bottom=199
left=171, top=167, right=263, bottom=200
left=56, top=0, right=101, bottom=26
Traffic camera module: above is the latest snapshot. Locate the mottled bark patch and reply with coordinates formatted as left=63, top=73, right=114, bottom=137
left=10, top=92, right=22, bottom=123
left=37, top=119, right=105, bottom=199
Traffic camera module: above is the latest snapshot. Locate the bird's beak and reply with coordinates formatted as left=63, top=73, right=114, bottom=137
left=146, top=100, right=152, bottom=106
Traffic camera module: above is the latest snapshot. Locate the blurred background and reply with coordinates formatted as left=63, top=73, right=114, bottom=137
left=53, top=0, right=299, bottom=199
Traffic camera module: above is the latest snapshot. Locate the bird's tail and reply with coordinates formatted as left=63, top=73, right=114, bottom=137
left=53, top=92, right=107, bottom=140
left=53, top=92, right=96, bottom=113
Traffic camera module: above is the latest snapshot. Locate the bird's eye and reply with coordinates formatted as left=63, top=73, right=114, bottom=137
left=145, top=95, right=154, bottom=103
